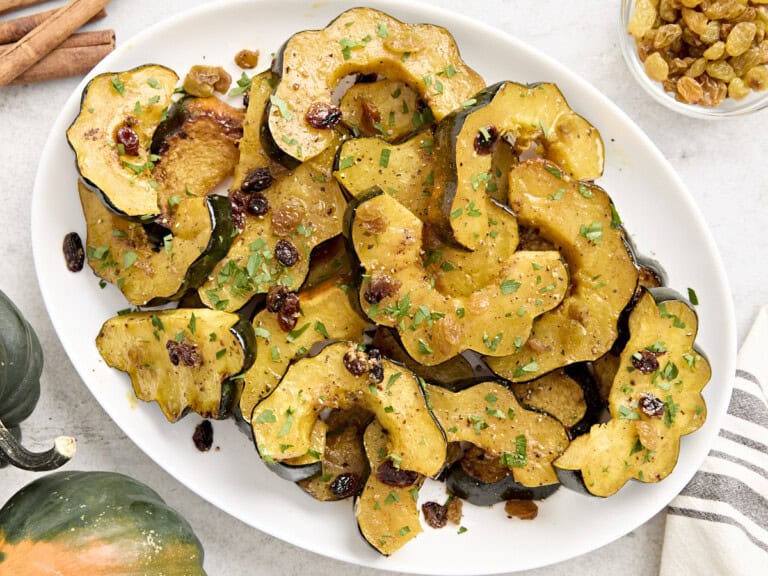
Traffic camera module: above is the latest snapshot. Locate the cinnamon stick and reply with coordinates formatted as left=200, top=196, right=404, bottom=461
left=0, top=0, right=51, bottom=16
left=0, top=6, right=107, bottom=44
left=0, top=0, right=110, bottom=86
left=9, top=43, right=112, bottom=84
left=1, top=29, right=114, bottom=53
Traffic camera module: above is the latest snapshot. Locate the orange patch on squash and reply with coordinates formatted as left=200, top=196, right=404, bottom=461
left=0, top=533, right=203, bottom=576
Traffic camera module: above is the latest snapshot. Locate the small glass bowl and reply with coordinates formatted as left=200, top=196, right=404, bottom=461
left=619, top=0, right=768, bottom=119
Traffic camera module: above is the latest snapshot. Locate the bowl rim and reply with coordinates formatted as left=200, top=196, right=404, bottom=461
left=619, top=0, right=768, bottom=119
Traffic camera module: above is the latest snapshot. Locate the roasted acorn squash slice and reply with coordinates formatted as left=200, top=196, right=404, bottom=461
left=340, top=79, right=422, bottom=142
left=554, top=289, right=710, bottom=497
left=486, top=159, right=639, bottom=381
left=240, top=279, right=370, bottom=423
left=511, top=370, right=589, bottom=432
left=370, top=327, right=475, bottom=390
left=434, top=81, right=604, bottom=249
left=268, top=7, right=484, bottom=162
left=251, top=341, right=446, bottom=477
left=96, top=309, right=256, bottom=422
left=348, top=190, right=568, bottom=365
left=231, top=71, right=289, bottom=193
left=198, top=137, right=347, bottom=311
left=335, top=135, right=520, bottom=291
left=425, top=381, right=569, bottom=488
left=150, top=95, right=244, bottom=219
left=298, top=408, right=373, bottom=501
left=265, top=419, right=326, bottom=482
left=334, top=132, right=441, bottom=224
left=445, top=444, right=559, bottom=506
left=67, top=64, right=179, bottom=218
left=79, top=182, right=233, bottom=306
left=355, top=420, right=424, bottom=556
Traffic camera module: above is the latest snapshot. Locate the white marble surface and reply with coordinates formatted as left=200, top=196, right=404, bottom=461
left=0, top=0, right=765, bottom=574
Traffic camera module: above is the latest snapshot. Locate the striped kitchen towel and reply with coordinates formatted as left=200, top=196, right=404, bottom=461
left=660, top=305, right=768, bottom=576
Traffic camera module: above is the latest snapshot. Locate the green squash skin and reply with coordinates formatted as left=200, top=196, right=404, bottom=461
left=445, top=462, right=560, bottom=506
left=0, top=290, right=42, bottom=430
left=219, top=317, right=258, bottom=419
left=146, top=194, right=235, bottom=308
left=0, top=471, right=206, bottom=574
left=433, top=82, right=500, bottom=229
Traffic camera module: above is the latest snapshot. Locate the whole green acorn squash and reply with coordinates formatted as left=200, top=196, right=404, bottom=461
left=0, top=290, right=75, bottom=471
left=0, top=470, right=206, bottom=575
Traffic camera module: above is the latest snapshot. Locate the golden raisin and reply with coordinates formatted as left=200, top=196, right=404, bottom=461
left=235, top=49, right=259, bottom=69
left=726, top=22, right=758, bottom=56
left=745, top=64, right=768, bottom=90
left=685, top=57, right=707, bottom=77
left=703, top=41, right=726, bottom=60
left=183, top=65, right=231, bottom=97
left=654, top=24, right=683, bottom=49
left=676, top=76, right=705, bottom=102
left=731, top=47, right=761, bottom=76
left=727, top=77, right=751, bottom=99
left=706, top=59, right=737, bottom=81
left=645, top=52, right=671, bottom=81
left=682, top=8, right=709, bottom=36
left=629, top=0, right=659, bottom=38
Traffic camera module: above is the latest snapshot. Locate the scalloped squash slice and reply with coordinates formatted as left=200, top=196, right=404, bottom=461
left=67, top=65, right=179, bottom=218
left=251, top=341, right=446, bottom=477
left=96, top=309, right=255, bottom=422
left=239, top=279, right=370, bottom=422
left=487, top=159, right=638, bottom=381
left=198, top=136, right=347, bottom=312
left=434, top=81, right=604, bottom=249
left=554, top=289, right=710, bottom=497
left=79, top=181, right=233, bottom=306
left=355, top=421, right=424, bottom=556
left=349, top=190, right=568, bottom=365
left=339, top=79, right=422, bottom=142
left=268, top=7, right=484, bottom=161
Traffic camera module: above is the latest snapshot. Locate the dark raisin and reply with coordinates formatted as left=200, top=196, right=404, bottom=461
left=62, top=232, right=84, bottom=272
left=473, top=125, right=499, bottom=155
left=242, top=90, right=250, bottom=108
left=230, top=191, right=248, bottom=230
left=116, top=125, right=140, bottom=156
left=356, top=72, right=379, bottom=84
left=639, top=393, right=665, bottom=418
left=275, top=239, right=299, bottom=267
left=266, top=285, right=290, bottom=312
left=142, top=222, right=172, bottom=252
left=193, top=420, right=214, bottom=452
left=242, top=167, right=275, bottom=193
left=376, top=460, right=418, bottom=487
left=343, top=348, right=368, bottom=376
left=367, top=348, right=384, bottom=382
left=277, top=292, right=300, bottom=332
left=306, top=102, right=342, bottom=129
left=246, top=192, right=270, bottom=216
left=364, top=275, right=401, bottom=304
left=422, top=501, right=448, bottom=529
left=330, top=472, right=360, bottom=498
left=166, top=340, right=203, bottom=367
left=632, top=350, right=660, bottom=374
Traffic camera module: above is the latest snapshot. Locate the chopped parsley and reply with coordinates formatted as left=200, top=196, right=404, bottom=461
left=579, top=221, right=603, bottom=244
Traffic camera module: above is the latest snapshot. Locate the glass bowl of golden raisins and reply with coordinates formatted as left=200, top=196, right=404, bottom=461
left=620, top=0, right=768, bottom=118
